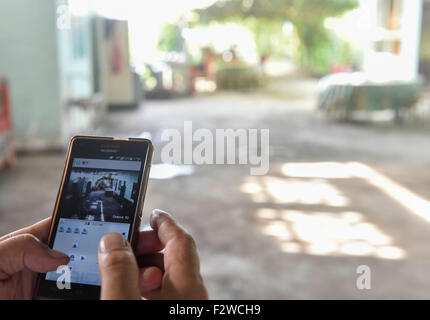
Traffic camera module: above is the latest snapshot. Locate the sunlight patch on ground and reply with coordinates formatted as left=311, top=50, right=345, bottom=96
left=257, top=209, right=405, bottom=260
left=239, top=161, right=424, bottom=260
left=281, top=162, right=430, bottom=223
left=281, top=162, right=354, bottom=179
left=241, top=176, right=348, bottom=207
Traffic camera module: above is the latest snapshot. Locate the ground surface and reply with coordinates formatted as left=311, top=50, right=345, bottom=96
left=2, top=77, right=430, bottom=299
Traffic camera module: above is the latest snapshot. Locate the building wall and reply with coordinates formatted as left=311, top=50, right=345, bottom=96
left=419, top=1, right=430, bottom=82
left=0, top=0, right=62, bottom=149
left=56, top=5, right=94, bottom=100
left=362, top=0, right=423, bottom=81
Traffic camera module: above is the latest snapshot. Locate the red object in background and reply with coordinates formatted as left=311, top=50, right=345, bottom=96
left=111, top=35, right=123, bottom=75
left=0, top=78, right=15, bottom=169
left=330, top=64, right=354, bottom=74
left=204, top=54, right=216, bottom=80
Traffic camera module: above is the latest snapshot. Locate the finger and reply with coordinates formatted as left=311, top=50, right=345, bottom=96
left=0, top=218, right=51, bottom=243
left=0, top=233, right=69, bottom=280
left=136, top=253, right=164, bottom=271
left=150, top=210, right=186, bottom=246
left=135, top=230, right=164, bottom=255
left=139, top=266, right=163, bottom=294
left=98, top=233, right=141, bottom=300
left=150, top=209, right=201, bottom=277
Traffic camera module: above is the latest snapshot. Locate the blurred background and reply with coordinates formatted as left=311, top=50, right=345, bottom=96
left=1, top=0, right=430, bottom=299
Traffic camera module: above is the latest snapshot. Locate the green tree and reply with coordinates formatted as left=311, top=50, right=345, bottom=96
left=196, top=0, right=358, bottom=73
left=157, top=23, right=184, bottom=52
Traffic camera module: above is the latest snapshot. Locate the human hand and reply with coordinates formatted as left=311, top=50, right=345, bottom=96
left=0, top=218, right=69, bottom=299
left=98, top=209, right=208, bottom=300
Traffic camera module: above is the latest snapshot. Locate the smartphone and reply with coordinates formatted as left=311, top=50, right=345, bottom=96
left=35, top=136, right=153, bottom=300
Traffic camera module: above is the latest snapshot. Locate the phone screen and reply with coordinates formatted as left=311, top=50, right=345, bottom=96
left=36, top=137, right=152, bottom=299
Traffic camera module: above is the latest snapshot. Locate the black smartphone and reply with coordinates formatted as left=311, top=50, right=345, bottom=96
left=35, top=136, right=153, bottom=300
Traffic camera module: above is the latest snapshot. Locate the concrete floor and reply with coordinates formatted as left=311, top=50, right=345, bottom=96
left=2, top=77, right=430, bottom=299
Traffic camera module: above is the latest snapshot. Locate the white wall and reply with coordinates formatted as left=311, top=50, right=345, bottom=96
left=0, top=0, right=62, bottom=149
left=362, top=0, right=423, bottom=81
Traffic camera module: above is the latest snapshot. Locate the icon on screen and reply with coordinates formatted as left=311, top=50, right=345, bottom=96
left=74, top=228, right=80, bottom=234
left=82, top=228, right=88, bottom=235
left=66, top=227, right=72, bottom=233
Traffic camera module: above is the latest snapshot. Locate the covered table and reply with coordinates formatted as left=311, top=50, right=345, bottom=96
left=317, top=73, right=423, bottom=121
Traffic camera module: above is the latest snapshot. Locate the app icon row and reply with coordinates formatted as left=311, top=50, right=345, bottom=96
left=58, top=226, right=88, bottom=234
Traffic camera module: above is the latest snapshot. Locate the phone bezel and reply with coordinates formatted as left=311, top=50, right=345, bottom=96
left=34, top=136, right=153, bottom=300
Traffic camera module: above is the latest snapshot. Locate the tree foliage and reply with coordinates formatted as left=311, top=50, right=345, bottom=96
left=196, top=0, right=358, bottom=73
left=158, top=23, right=184, bottom=52
left=198, top=0, right=357, bottom=22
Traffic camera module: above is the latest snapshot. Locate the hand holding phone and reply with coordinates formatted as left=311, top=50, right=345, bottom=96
left=0, top=210, right=208, bottom=300
left=0, top=218, right=68, bottom=300
left=0, top=136, right=207, bottom=300
left=35, top=136, right=153, bottom=299
left=97, top=209, right=208, bottom=300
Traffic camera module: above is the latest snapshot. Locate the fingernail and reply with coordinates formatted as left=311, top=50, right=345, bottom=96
left=150, top=209, right=165, bottom=229
left=48, top=248, right=69, bottom=259
left=100, top=233, right=127, bottom=253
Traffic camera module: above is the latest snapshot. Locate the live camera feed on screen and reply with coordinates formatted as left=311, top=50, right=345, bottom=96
left=45, top=157, right=142, bottom=286
left=63, top=159, right=140, bottom=224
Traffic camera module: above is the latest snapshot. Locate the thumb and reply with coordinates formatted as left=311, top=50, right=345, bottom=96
left=0, top=234, right=69, bottom=279
left=98, top=233, right=141, bottom=300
